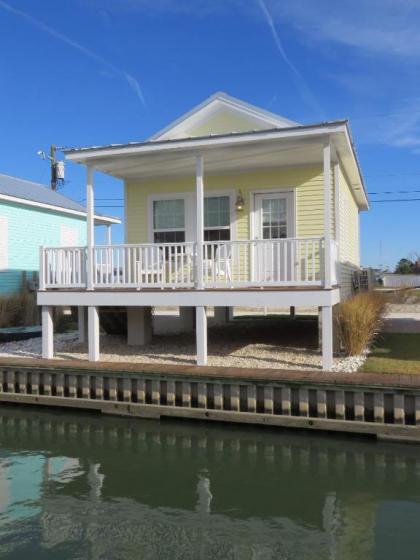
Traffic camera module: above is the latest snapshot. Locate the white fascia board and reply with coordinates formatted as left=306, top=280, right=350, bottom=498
left=341, top=127, right=369, bottom=210
left=0, top=193, right=121, bottom=225
left=66, top=124, right=346, bottom=162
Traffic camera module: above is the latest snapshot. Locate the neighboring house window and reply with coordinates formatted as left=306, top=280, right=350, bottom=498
left=60, top=225, right=79, bottom=247
left=153, top=199, right=185, bottom=243
left=0, top=216, right=8, bottom=270
left=204, top=196, right=231, bottom=241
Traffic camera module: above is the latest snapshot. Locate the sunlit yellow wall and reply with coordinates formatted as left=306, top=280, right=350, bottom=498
left=126, top=166, right=335, bottom=244
left=186, top=110, right=269, bottom=137
left=338, top=164, right=360, bottom=298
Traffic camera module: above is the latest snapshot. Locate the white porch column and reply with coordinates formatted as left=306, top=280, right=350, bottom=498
left=196, top=155, right=204, bottom=290
left=88, top=306, right=100, bottom=362
left=321, top=305, right=333, bottom=371
left=105, top=224, right=112, bottom=245
left=323, top=141, right=332, bottom=289
left=42, top=306, right=54, bottom=359
left=196, top=306, right=207, bottom=365
left=78, top=306, right=86, bottom=343
left=86, top=165, right=95, bottom=290
left=127, top=307, right=152, bottom=345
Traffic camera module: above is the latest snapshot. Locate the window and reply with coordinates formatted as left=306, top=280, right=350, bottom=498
left=0, top=216, right=8, bottom=270
left=262, top=198, right=287, bottom=239
left=60, top=225, right=79, bottom=247
left=153, top=199, right=185, bottom=243
left=204, top=196, right=231, bottom=241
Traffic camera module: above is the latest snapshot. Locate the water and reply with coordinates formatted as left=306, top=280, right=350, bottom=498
left=0, top=406, right=419, bottom=559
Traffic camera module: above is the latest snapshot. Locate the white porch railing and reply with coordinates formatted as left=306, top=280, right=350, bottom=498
left=40, top=237, right=335, bottom=290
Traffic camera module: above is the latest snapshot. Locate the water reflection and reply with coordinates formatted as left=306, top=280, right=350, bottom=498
left=0, top=406, right=419, bottom=559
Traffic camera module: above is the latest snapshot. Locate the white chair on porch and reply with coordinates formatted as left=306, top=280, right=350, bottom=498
left=204, top=243, right=232, bottom=284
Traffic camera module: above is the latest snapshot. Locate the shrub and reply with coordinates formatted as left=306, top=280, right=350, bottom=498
left=0, top=292, right=39, bottom=328
left=336, top=291, right=386, bottom=356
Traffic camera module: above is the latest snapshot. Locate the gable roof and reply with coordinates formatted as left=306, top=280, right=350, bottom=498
left=0, top=174, right=120, bottom=225
left=149, top=92, right=299, bottom=141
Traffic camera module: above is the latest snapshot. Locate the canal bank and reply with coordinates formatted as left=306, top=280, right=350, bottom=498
left=0, top=358, right=419, bottom=443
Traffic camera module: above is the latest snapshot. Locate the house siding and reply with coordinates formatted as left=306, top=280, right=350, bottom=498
left=126, top=166, right=336, bottom=244
left=0, top=200, right=86, bottom=295
left=186, top=110, right=270, bottom=138
left=338, top=164, right=360, bottom=299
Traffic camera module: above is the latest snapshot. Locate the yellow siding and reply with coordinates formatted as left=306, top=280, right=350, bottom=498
left=338, top=164, right=360, bottom=299
left=126, top=166, right=333, bottom=244
left=187, top=110, right=270, bottom=137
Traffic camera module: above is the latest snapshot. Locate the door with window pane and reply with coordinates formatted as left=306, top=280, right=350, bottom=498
left=253, top=192, right=293, bottom=282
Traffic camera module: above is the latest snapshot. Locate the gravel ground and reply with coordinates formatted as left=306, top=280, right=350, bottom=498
left=386, top=303, right=420, bottom=313
left=0, top=325, right=366, bottom=373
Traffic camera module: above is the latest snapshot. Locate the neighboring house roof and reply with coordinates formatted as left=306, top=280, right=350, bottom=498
left=149, top=91, right=299, bottom=141
left=0, top=174, right=120, bottom=225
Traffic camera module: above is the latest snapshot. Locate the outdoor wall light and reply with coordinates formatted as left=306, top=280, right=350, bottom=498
left=235, top=190, right=245, bottom=211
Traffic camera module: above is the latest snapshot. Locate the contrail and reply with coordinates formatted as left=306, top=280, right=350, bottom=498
left=0, top=0, right=146, bottom=108
left=256, top=0, right=322, bottom=117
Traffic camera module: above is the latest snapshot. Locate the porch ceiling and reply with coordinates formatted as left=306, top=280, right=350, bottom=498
left=88, top=136, right=326, bottom=180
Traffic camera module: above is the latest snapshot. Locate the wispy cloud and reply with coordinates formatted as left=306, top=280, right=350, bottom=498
left=256, top=0, right=322, bottom=117
left=266, top=0, right=420, bottom=58
left=0, top=0, right=146, bottom=108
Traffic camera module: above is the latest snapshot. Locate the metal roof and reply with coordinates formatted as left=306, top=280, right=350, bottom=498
left=63, top=120, right=348, bottom=155
left=0, top=173, right=119, bottom=224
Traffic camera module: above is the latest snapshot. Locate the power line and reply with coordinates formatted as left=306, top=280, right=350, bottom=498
left=370, top=198, right=420, bottom=203
left=369, top=189, right=420, bottom=195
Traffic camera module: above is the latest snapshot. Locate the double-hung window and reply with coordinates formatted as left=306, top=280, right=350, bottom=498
left=153, top=199, right=185, bottom=243
left=204, top=195, right=231, bottom=241
left=152, top=195, right=231, bottom=243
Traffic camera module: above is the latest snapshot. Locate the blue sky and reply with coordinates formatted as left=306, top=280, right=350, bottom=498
left=1, top=0, right=420, bottom=269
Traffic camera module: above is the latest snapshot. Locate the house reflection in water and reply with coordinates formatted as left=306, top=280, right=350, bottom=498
left=0, top=407, right=419, bottom=559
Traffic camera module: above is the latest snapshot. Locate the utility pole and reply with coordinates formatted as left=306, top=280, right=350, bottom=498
left=37, top=145, right=65, bottom=190
left=50, top=144, right=57, bottom=191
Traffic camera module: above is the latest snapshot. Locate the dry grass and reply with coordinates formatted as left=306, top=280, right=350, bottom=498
left=336, top=291, right=386, bottom=356
left=0, top=292, right=39, bottom=328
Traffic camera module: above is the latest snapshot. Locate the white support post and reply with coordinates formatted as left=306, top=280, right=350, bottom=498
left=196, top=306, right=207, bottom=366
left=196, top=155, right=204, bottom=290
left=334, top=162, right=340, bottom=243
left=78, top=306, right=86, bottom=343
left=42, top=306, right=53, bottom=359
left=39, top=246, right=45, bottom=290
left=323, top=141, right=332, bottom=289
left=105, top=224, right=112, bottom=246
left=88, top=306, right=100, bottom=362
left=86, top=165, right=95, bottom=290
left=321, top=305, right=333, bottom=371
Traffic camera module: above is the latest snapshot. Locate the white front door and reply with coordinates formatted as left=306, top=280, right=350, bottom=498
left=253, top=191, right=294, bottom=282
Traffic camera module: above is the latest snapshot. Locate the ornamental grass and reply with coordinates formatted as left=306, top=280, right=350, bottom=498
left=336, top=291, right=386, bottom=356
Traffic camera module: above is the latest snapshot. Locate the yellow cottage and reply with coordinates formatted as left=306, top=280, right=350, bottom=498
left=38, top=92, right=368, bottom=370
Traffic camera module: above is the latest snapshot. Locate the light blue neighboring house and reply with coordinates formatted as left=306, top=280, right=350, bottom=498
left=0, top=174, right=119, bottom=295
